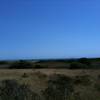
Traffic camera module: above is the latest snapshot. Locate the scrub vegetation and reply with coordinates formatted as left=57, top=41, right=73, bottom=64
left=0, top=58, right=99, bottom=100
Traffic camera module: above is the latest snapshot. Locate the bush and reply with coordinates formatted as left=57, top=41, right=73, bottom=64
left=69, top=62, right=88, bottom=69
left=34, top=64, right=45, bottom=68
left=9, top=60, right=33, bottom=69
left=0, top=61, right=8, bottom=65
left=78, top=58, right=90, bottom=65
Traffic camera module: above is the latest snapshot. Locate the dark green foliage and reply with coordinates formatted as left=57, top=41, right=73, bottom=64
left=0, top=61, right=8, bottom=65
left=0, top=80, right=40, bottom=100
left=1, top=57, right=100, bottom=69
left=34, top=64, right=47, bottom=68
left=78, top=58, right=90, bottom=65
left=35, top=64, right=42, bottom=68
left=9, top=60, right=33, bottom=69
left=70, top=62, right=88, bottom=69
left=42, top=74, right=73, bottom=100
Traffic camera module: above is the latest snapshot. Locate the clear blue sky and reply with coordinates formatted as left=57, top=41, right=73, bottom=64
left=0, top=0, right=100, bottom=59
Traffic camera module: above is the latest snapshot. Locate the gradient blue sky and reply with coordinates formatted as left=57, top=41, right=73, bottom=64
left=0, top=0, right=100, bottom=59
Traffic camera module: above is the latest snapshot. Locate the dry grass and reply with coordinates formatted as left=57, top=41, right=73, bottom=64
left=0, top=69, right=99, bottom=99
left=0, top=69, right=99, bottom=79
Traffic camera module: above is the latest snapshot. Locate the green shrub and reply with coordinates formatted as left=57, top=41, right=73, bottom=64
left=78, top=58, right=90, bottom=65
left=9, top=60, right=33, bottom=69
left=34, top=64, right=47, bottom=68
left=0, top=61, right=8, bottom=65
left=69, top=62, right=88, bottom=69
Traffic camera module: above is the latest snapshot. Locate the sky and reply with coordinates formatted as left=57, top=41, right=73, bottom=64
left=0, top=0, right=100, bottom=60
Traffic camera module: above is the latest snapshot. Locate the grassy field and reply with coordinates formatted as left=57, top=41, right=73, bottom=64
left=0, top=59, right=100, bottom=100
left=0, top=69, right=99, bottom=100
left=0, top=69, right=99, bottom=79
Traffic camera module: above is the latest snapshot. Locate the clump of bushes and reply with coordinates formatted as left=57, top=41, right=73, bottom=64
left=9, top=60, right=33, bottom=69
left=78, top=58, right=90, bottom=65
left=69, top=62, right=88, bottom=69
left=0, top=61, right=8, bottom=65
left=34, top=64, right=47, bottom=69
left=68, top=58, right=93, bottom=69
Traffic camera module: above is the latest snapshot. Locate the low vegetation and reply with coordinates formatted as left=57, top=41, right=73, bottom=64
left=0, top=71, right=99, bottom=100
left=9, top=60, right=33, bottom=69
left=0, top=58, right=99, bottom=99
left=0, top=80, right=40, bottom=100
left=0, top=57, right=97, bottom=69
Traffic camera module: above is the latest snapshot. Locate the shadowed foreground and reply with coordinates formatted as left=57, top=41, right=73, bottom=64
left=0, top=69, right=99, bottom=100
